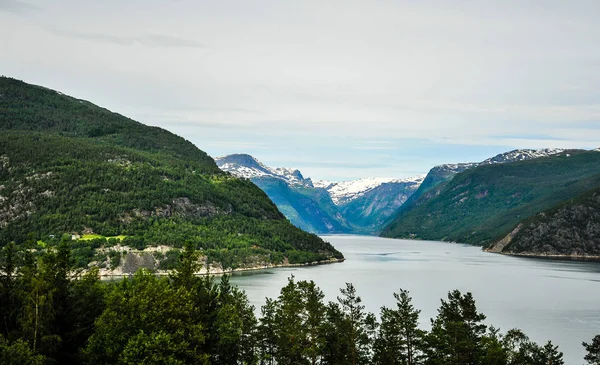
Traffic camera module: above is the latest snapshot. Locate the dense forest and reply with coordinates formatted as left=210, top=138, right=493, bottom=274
left=492, top=185, right=600, bottom=256
left=382, top=150, right=600, bottom=247
left=0, top=77, right=342, bottom=267
left=1, top=243, right=599, bottom=364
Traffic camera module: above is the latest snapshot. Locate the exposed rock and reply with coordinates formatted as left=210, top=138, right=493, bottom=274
left=171, top=197, right=232, bottom=218
left=122, top=252, right=156, bottom=274
left=500, top=190, right=600, bottom=257
left=486, top=224, right=523, bottom=253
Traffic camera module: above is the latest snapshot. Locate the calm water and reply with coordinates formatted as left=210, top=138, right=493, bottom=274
left=230, top=235, right=600, bottom=365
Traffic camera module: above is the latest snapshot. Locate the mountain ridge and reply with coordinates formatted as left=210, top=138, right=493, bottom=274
left=0, top=76, right=343, bottom=269
left=216, top=154, right=423, bottom=233
left=381, top=149, right=600, bottom=250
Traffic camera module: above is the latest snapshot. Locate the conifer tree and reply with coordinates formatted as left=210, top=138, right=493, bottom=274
left=424, top=290, right=486, bottom=365
left=584, top=335, right=600, bottom=365
left=374, top=289, right=424, bottom=365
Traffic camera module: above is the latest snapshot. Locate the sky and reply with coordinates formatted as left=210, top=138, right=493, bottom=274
left=1, top=0, right=599, bottom=181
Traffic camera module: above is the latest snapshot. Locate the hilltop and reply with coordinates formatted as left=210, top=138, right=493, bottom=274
left=382, top=149, right=600, bottom=247
left=0, top=77, right=343, bottom=271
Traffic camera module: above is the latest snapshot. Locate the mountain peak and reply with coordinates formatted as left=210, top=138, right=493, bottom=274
left=480, top=148, right=565, bottom=165
left=215, top=154, right=311, bottom=186
left=316, top=176, right=425, bottom=205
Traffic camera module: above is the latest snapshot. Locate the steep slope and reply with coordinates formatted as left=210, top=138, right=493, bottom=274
left=252, top=177, right=349, bottom=233
left=385, top=149, right=569, bottom=229
left=0, top=77, right=342, bottom=267
left=487, top=184, right=600, bottom=257
left=334, top=178, right=423, bottom=233
left=381, top=150, right=600, bottom=246
left=216, top=154, right=313, bottom=186
left=216, top=155, right=423, bottom=234
left=315, top=176, right=424, bottom=206
left=215, top=155, right=348, bottom=233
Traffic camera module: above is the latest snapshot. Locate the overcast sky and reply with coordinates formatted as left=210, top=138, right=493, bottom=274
left=2, top=0, right=599, bottom=180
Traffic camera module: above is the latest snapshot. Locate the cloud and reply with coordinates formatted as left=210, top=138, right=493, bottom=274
left=49, top=28, right=208, bottom=49
left=0, top=0, right=40, bottom=14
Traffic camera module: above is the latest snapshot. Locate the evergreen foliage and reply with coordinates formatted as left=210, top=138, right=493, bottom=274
left=584, top=335, right=600, bottom=365
left=382, top=150, right=600, bottom=246
left=0, top=77, right=342, bottom=265
left=0, top=243, right=588, bottom=364
left=503, top=185, right=600, bottom=256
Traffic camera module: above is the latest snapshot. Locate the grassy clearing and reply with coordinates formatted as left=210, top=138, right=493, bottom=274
left=80, top=234, right=127, bottom=241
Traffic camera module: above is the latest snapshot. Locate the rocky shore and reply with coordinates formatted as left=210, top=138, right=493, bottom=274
left=97, top=253, right=345, bottom=279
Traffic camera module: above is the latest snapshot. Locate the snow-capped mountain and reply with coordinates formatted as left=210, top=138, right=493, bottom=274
left=214, top=154, right=424, bottom=234
left=215, top=154, right=313, bottom=187
left=214, top=149, right=569, bottom=235
left=480, top=148, right=565, bottom=165
left=315, top=176, right=425, bottom=205
left=425, top=149, right=565, bottom=186
left=388, top=148, right=572, bottom=219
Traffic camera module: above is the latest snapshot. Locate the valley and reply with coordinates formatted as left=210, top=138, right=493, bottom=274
left=216, top=153, right=424, bottom=234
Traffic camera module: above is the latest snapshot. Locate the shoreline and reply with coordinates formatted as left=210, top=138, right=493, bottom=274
left=99, top=257, right=346, bottom=280
left=487, top=251, right=600, bottom=263
left=386, top=235, right=600, bottom=264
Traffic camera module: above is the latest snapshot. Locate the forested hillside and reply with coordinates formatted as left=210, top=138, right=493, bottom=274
left=489, top=185, right=600, bottom=257
left=381, top=150, right=600, bottom=246
left=0, top=77, right=342, bottom=268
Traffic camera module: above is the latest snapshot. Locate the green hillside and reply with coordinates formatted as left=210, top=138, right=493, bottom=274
left=381, top=151, right=600, bottom=246
left=0, top=77, right=342, bottom=267
left=493, top=185, right=600, bottom=256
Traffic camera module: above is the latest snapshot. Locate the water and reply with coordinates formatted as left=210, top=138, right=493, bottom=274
left=230, top=235, right=600, bottom=365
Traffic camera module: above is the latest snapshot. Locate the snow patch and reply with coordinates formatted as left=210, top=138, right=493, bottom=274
left=318, top=175, right=425, bottom=205
left=215, top=154, right=311, bottom=186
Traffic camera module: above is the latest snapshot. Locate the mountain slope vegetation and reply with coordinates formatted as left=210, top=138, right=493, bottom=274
left=0, top=77, right=342, bottom=266
left=381, top=150, right=600, bottom=246
left=489, top=185, right=600, bottom=257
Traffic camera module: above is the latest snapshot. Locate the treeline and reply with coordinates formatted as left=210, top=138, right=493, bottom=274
left=1, top=242, right=599, bottom=364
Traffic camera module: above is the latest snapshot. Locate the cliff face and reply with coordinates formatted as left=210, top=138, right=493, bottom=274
left=490, top=187, right=600, bottom=258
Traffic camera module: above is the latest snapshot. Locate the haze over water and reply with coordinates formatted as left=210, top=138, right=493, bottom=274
left=230, top=235, right=600, bottom=365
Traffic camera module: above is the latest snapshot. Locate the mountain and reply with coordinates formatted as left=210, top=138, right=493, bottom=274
left=486, top=183, right=600, bottom=258
left=389, top=148, right=567, bottom=220
left=0, top=77, right=343, bottom=269
left=216, top=155, right=423, bottom=234
left=316, top=177, right=424, bottom=233
left=216, top=154, right=313, bottom=187
left=381, top=149, right=600, bottom=246
left=215, top=154, right=348, bottom=233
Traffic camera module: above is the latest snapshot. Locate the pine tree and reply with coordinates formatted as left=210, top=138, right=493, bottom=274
left=424, top=290, right=486, bottom=365
left=374, top=289, right=424, bottom=365
left=583, top=335, right=600, bottom=365
left=298, top=280, right=326, bottom=365
left=258, top=298, right=278, bottom=365
left=326, top=283, right=377, bottom=365
left=273, top=276, right=307, bottom=365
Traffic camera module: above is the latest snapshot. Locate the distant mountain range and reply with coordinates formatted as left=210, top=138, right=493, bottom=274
left=393, top=148, right=566, bottom=218
left=217, top=147, right=600, bottom=259
left=215, top=154, right=423, bottom=234
left=382, top=148, right=600, bottom=258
